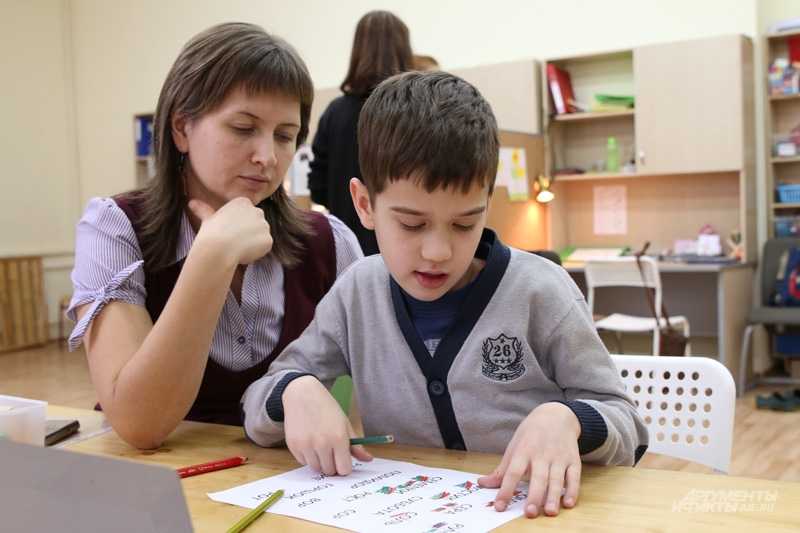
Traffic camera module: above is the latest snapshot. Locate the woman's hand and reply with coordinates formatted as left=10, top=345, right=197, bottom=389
left=189, top=197, right=273, bottom=265
left=282, top=376, right=373, bottom=475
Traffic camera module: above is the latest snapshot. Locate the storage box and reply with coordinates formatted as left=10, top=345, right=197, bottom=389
left=0, top=395, right=47, bottom=446
left=776, top=334, right=800, bottom=357
left=777, top=183, right=800, bottom=203
left=774, top=216, right=800, bottom=237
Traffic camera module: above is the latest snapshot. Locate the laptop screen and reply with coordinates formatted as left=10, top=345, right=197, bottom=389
left=0, top=439, right=193, bottom=533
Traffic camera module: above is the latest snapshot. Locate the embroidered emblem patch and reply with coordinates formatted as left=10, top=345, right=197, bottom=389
left=481, top=334, right=525, bottom=381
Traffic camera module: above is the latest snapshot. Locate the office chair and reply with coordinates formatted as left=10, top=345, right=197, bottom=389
left=611, top=354, right=735, bottom=473
left=585, top=257, right=691, bottom=356
left=738, top=237, right=800, bottom=397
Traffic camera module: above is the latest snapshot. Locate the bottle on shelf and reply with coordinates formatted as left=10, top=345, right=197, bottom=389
left=606, top=136, right=619, bottom=172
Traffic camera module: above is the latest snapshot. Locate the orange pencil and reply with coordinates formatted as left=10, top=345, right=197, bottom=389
left=178, top=455, right=248, bottom=478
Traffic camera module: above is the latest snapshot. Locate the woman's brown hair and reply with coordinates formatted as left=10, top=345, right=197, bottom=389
left=340, top=11, right=413, bottom=96
left=135, top=22, right=314, bottom=271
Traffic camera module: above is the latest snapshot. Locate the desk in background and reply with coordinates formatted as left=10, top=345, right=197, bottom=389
left=563, top=261, right=756, bottom=380
left=53, top=406, right=800, bottom=532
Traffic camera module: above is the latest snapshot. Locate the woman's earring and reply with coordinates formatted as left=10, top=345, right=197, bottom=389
left=179, top=152, right=188, bottom=198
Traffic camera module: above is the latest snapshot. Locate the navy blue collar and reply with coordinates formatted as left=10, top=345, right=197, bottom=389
left=389, top=228, right=511, bottom=449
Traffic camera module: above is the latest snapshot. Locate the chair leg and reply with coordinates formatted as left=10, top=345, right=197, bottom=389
left=682, top=320, right=691, bottom=356
left=614, top=331, right=624, bottom=354
left=653, top=327, right=660, bottom=356
left=738, top=324, right=755, bottom=398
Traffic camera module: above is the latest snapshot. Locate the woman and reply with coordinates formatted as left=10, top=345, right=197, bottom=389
left=68, top=23, right=362, bottom=449
left=307, top=10, right=413, bottom=256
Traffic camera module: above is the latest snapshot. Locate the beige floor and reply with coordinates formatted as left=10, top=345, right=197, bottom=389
left=2, top=342, right=799, bottom=481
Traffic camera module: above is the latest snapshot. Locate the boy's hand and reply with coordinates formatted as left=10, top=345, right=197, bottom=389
left=282, top=376, right=373, bottom=476
left=478, top=402, right=581, bottom=518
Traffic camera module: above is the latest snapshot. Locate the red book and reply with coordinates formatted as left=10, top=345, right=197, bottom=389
left=546, top=63, right=577, bottom=115
left=177, top=455, right=247, bottom=478
left=789, top=35, right=800, bottom=64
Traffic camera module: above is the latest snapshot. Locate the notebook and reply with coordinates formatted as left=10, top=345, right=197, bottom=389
left=0, top=438, right=192, bottom=533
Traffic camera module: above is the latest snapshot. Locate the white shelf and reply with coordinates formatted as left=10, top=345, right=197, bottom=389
left=552, top=109, right=634, bottom=122
left=772, top=156, right=800, bottom=164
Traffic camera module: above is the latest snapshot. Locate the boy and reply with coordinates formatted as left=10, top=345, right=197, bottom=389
left=242, top=71, right=648, bottom=519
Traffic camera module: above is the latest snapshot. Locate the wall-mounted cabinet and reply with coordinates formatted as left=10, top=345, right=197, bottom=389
left=545, top=35, right=752, bottom=178
left=453, top=59, right=541, bottom=134
left=634, top=35, right=750, bottom=175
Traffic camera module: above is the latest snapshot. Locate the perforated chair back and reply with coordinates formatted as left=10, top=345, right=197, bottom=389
left=611, top=354, right=735, bottom=473
left=584, top=257, right=662, bottom=317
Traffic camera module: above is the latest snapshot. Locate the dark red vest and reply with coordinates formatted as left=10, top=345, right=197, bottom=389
left=113, top=194, right=336, bottom=425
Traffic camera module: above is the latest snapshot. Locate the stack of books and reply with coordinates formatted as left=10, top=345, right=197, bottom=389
left=589, top=94, right=635, bottom=113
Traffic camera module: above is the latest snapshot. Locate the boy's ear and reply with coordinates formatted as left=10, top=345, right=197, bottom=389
left=171, top=113, right=190, bottom=153
left=349, top=178, right=375, bottom=230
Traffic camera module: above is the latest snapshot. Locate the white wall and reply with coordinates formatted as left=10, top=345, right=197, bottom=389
left=5, top=0, right=798, bottom=338
left=1, top=0, right=80, bottom=253
left=1, top=0, right=80, bottom=336
left=69, top=0, right=762, bottom=202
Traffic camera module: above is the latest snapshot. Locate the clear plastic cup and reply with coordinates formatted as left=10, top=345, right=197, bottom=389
left=0, top=394, right=47, bottom=446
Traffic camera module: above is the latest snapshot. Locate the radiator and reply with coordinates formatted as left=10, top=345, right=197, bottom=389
left=0, top=256, right=48, bottom=352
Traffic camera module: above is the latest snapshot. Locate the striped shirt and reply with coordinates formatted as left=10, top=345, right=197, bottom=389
left=67, top=197, right=363, bottom=371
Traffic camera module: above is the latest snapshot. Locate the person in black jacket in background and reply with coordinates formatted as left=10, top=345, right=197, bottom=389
left=308, top=10, right=413, bottom=255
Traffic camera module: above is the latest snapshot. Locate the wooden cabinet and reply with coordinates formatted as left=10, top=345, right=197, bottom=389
left=545, top=34, right=752, bottom=177
left=634, top=35, right=749, bottom=175
left=542, top=34, right=756, bottom=262
left=0, top=257, right=48, bottom=352
left=453, top=60, right=541, bottom=134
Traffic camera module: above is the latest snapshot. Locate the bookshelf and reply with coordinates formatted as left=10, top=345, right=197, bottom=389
left=133, top=113, right=154, bottom=188
left=765, top=30, right=800, bottom=236
left=542, top=34, right=756, bottom=263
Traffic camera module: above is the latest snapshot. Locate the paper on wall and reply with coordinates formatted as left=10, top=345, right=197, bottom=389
left=593, top=185, right=627, bottom=235
left=497, top=147, right=529, bottom=201
left=208, top=457, right=529, bottom=533
left=288, top=143, right=314, bottom=196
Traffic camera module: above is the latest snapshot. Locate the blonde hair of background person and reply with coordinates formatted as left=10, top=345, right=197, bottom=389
left=68, top=23, right=361, bottom=449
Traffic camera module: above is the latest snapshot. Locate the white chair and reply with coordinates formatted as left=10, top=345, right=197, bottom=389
left=611, top=354, right=735, bottom=473
left=585, top=257, right=691, bottom=356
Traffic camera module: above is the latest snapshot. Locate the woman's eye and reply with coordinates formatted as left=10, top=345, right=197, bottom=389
left=454, top=224, right=475, bottom=232
left=232, top=126, right=255, bottom=135
left=276, top=132, right=295, bottom=143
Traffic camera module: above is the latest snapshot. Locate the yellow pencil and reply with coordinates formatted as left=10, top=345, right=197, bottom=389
left=226, top=489, right=284, bottom=533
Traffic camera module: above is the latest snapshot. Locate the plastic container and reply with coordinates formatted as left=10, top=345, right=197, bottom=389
left=606, top=137, right=619, bottom=172
left=776, top=183, right=800, bottom=203
left=776, top=334, right=800, bottom=357
left=0, top=395, right=47, bottom=446
left=774, top=216, right=800, bottom=237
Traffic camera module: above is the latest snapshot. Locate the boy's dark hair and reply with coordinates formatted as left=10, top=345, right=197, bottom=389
left=358, top=71, right=499, bottom=197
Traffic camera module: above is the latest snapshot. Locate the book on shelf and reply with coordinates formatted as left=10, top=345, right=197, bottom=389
left=546, top=64, right=577, bottom=115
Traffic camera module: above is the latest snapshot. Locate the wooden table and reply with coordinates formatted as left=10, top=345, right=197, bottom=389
left=53, top=406, right=800, bottom=532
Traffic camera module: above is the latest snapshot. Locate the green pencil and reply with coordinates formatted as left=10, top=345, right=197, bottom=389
left=350, top=435, right=395, bottom=445
left=226, top=489, right=284, bottom=533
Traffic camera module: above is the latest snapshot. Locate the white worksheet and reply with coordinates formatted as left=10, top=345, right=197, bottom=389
left=208, top=457, right=529, bottom=532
